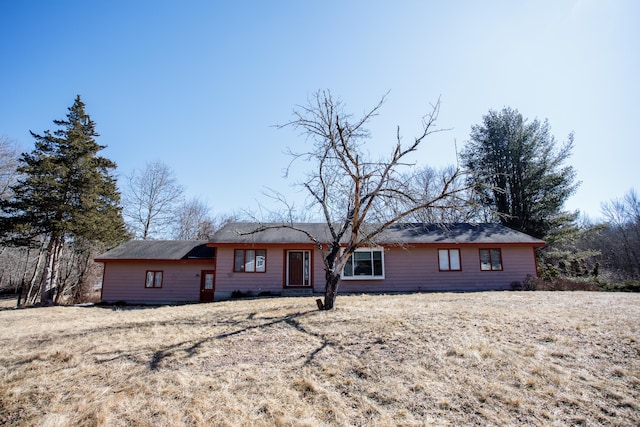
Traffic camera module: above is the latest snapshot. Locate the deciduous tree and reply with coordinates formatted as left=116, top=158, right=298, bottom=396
left=598, top=189, right=640, bottom=280
left=404, top=165, right=475, bottom=223
left=173, top=197, right=217, bottom=240
left=0, top=135, right=21, bottom=204
left=123, top=161, right=184, bottom=239
left=256, top=90, right=469, bottom=310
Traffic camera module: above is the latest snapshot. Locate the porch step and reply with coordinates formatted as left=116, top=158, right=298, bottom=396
left=281, top=288, right=314, bottom=297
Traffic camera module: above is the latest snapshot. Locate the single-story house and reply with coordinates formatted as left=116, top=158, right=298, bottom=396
left=96, top=222, right=545, bottom=304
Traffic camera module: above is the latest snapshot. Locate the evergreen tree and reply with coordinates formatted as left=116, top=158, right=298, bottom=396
left=1, top=96, right=127, bottom=302
left=461, top=107, right=579, bottom=239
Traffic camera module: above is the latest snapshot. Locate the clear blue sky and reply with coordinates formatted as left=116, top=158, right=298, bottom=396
left=1, top=0, right=638, bottom=220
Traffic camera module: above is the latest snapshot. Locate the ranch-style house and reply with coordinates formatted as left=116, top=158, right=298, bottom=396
left=95, top=222, right=545, bottom=304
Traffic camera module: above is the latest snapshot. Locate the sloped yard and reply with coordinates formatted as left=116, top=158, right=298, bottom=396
left=1, top=292, right=638, bottom=426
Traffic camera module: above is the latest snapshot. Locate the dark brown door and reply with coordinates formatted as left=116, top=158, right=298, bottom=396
left=200, top=270, right=215, bottom=302
left=288, top=251, right=304, bottom=286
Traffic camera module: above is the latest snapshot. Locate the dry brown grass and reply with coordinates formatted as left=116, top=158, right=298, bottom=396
left=1, top=292, right=639, bottom=426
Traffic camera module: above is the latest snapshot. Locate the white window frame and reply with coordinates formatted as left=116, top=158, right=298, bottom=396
left=341, top=247, right=385, bottom=280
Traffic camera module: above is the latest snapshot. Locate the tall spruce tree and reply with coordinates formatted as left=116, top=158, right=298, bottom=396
left=2, top=96, right=127, bottom=302
left=461, top=107, right=579, bottom=239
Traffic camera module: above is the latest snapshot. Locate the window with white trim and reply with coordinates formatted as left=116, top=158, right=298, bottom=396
left=438, top=249, right=461, bottom=271
left=342, top=248, right=384, bottom=279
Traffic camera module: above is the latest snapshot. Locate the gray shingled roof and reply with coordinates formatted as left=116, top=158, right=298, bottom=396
left=210, top=222, right=545, bottom=246
left=95, top=224, right=543, bottom=261
left=95, top=240, right=214, bottom=261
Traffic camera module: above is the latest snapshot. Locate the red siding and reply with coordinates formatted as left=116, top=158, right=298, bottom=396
left=102, top=244, right=539, bottom=303
left=337, top=245, right=536, bottom=293
left=101, top=261, right=214, bottom=304
left=217, top=244, right=538, bottom=295
left=214, top=247, right=287, bottom=298
left=215, top=246, right=323, bottom=298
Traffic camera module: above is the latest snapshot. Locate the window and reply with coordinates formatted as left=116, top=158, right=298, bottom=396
left=145, top=271, right=163, bottom=288
left=234, top=249, right=266, bottom=272
left=479, top=249, right=503, bottom=271
left=342, top=248, right=384, bottom=279
left=438, top=249, right=461, bottom=271
left=203, top=272, right=215, bottom=290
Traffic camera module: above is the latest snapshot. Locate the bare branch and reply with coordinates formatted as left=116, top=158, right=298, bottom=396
left=273, top=90, right=471, bottom=309
left=122, top=161, right=184, bottom=239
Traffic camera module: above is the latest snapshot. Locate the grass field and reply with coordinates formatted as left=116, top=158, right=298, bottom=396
left=0, top=292, right=639, bottom=426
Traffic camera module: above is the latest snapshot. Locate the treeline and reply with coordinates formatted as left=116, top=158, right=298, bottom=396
left=1, top=97, right=638, bottom=305
left=555, top=190, right=640, bottom=290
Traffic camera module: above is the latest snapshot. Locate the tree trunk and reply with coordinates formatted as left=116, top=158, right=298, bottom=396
left=71, top=249, right=92, bottom=304
left=40, top=236, right=62, bottom=304
left=16, top=284, right=23, bottom=307
left=322, top=271, right=341, bottom=310
left=51, top=241, right=64, bottom=303
left=25, top=242, right=46, bottom=305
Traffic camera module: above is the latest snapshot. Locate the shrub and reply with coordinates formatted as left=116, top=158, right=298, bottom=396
left=511, top=275, right=600, bottom=291
left=600, top=280, right=640, bottom=292
left=230, top=290, right=254, bottom=299
left=538, top=278, right=600, bottom=291
left=510, top=275, right=539, bottom=291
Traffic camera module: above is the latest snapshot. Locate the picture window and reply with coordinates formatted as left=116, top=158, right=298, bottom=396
left=342, top=248, right=384, bottom=279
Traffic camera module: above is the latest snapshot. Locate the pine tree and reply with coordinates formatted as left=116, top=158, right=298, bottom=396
left=2, top=96, right=127, bottom=303
left=461, top=107, right=579, bottom=239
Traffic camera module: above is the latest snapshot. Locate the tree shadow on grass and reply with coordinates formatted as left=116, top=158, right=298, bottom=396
left=3, top=300, right=394, bottom=376
left=93, top=306, right=395, bottom=371
left=147, top=309, right=330, bottom=370
left=282, top=315, right=335, bottom=366
left=85, top=308, right=330, bottom=371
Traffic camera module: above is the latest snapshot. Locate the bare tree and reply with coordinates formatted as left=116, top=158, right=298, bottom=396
left=53, top=239, right=104, bottom=304
left=254, top=90, right=470, bottom=310
left=404, top=165, right=476, bottom=223
left=123, top=161, right=184, bottom=240
left=173, top=197, right=217, bottom=240
left=0, top=135, right=21, bottom=203
left=257, top=188, right=318, bottom=223
left=599, top=188, right=640, bottom=279
left=0, top=239, right=47, bottom=304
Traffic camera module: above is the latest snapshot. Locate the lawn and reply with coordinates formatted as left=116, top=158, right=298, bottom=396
left=0, top=292, right=638, bottom=426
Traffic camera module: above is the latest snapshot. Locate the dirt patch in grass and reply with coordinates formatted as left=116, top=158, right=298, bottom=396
left=0, top=292, right=638, bottom=426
